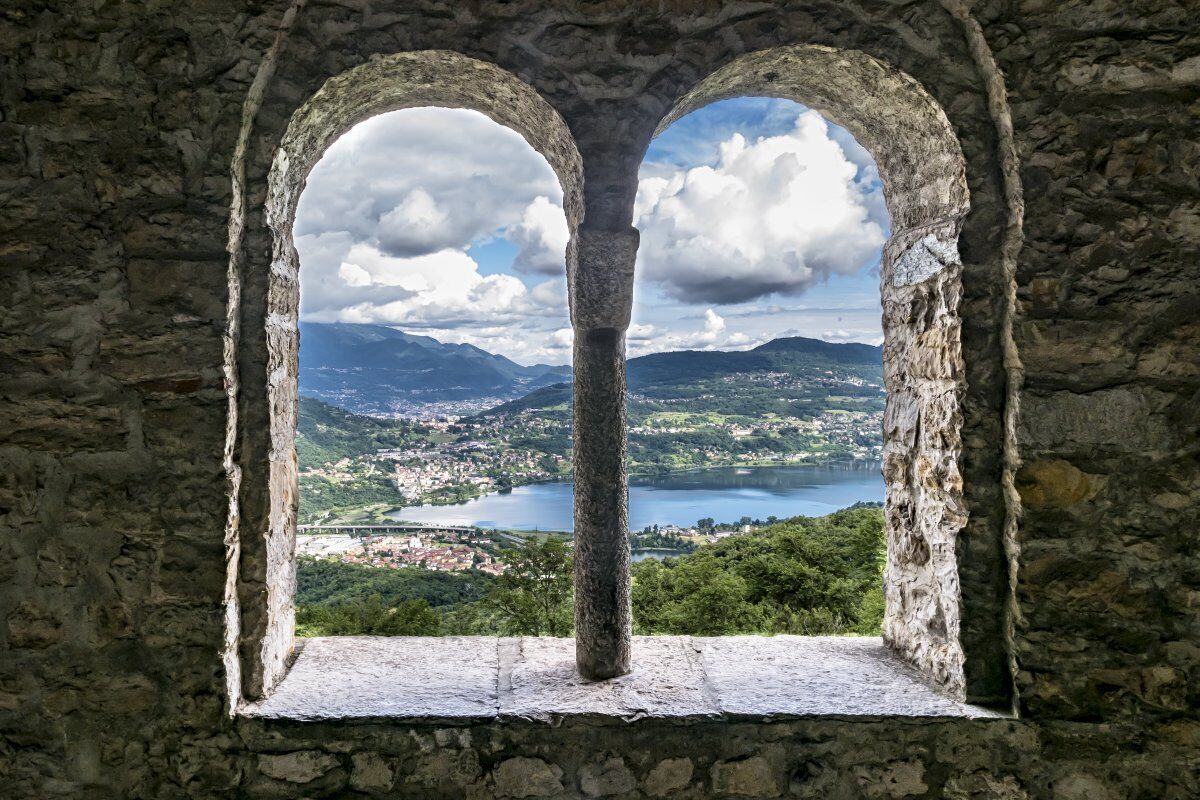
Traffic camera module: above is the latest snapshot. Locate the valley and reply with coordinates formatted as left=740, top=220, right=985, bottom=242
left=297, top=330, right=885, bottom=526
left=294, top=323, right=888, bottom=640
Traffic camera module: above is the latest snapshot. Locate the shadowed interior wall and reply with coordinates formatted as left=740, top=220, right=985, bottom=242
left=0, top=2, right=1196, bottom=798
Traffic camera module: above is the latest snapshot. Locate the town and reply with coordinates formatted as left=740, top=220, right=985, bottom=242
left=298, top=365, right=885, bottom=528
left=297, top=528, right=510, bottom=576
left=293, top=510, right=847, bottom=577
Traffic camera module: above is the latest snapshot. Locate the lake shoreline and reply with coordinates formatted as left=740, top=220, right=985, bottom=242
left=407, top=457, right=882, bottom=511
left=384, top=462, right=885, bottom=533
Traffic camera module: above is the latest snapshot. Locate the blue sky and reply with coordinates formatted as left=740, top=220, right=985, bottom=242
left=630, top=98, right=886, bottom=354
left=644, top=97, right=809, bottom=167
left=295, top=98, right=887, bottom=365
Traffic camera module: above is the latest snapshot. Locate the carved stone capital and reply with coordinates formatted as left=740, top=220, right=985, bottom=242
left=568, top=227, right=639, bottom=332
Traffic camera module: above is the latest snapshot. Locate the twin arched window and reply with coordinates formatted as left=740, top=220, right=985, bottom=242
left=227, top=47, right=1010, bottom=709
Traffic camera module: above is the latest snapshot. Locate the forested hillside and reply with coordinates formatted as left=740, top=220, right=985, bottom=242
left=296, top=506, right=885, bottom=638
left=297, top=328, right=884, bottom=522
left=631, top=507, right=885, bottom=636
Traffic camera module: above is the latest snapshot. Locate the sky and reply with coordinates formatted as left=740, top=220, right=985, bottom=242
left=295, top=98, right=888, bottom=366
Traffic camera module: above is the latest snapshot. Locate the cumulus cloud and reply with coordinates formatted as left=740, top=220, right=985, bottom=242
left=296, top=108, right=564, bottom=251
left=295, top=108, right=571, bottom=363
left=634, top=110, right=887, bottom=304
left=302, top=242, right=527, bottom=325
left=508, top=196, right=570, bottom=275
left=376, top=188, right=454, bottom=257
left=529, top=277, right=568, bottom=308
left=627, top=309, right=758, bottom=357
left=626, top=322, right=657, bottom=343
left=300, top=239, right=573, bottom=363
left=294, top=102, right=886, bottom=364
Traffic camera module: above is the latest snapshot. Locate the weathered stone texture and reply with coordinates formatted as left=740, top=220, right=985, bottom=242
left=569, top=230, right=637, bottom=678
left=1, top=0, right=1197, bottom=797
left=248, top=635, right=997, bottom=724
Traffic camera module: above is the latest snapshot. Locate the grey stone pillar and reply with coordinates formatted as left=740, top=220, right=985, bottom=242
left=568, top=227, right=638, bottom=679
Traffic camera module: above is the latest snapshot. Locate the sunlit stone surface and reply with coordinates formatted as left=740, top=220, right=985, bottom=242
left=247, top=636, right=999, bottom=723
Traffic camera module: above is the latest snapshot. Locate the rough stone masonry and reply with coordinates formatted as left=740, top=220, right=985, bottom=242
left=0, top=1, right=1197, bottom=798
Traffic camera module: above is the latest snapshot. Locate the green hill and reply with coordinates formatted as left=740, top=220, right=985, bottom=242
left=300, top=322, right=881, bottom=418
left=477, top=382, right=572, bottom=418
left=300, top=322, right=571, bottom=414
left=297, top=395, right=418, bottom=468
left=631, top=506, right=885, bottom=636
left=477, top=335, right=884, bottom=422
left=627, top=335, right=881, bottom=391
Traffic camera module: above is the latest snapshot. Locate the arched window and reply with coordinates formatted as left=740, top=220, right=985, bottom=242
left=228, top=45, right=1010, bottom=716
left=627, top=96, right=891, bottom=639
left=651, top=46, right=976, bottom=699
left=289, top=107, right=575, bottom=638
left=226, top=52, right=582, bottom=701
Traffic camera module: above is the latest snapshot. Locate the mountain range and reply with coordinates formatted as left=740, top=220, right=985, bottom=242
left=299, top=322, right=882, bottom=416
left=479, top=335, right=884, bottom=418
left=299, top=323, right=571, bottom=414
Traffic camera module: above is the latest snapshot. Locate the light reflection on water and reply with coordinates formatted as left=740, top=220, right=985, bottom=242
left=387, top=464, right=883, bottom=532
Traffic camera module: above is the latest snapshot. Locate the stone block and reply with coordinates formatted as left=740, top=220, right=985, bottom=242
left=852, top=759, right=928, bottom=798
left=492, top=757, right=564, bottom=798
left=580, top=756, right=636, bottom=796
left=257, top=750, right=339, bottom=783
left=349, top=752, right=394, bottom=793
left=1018, top=388, right=1173, bottom=453
left=711, top=755, right=781, bottom=798
left=246, top=637, right=499, bottom=721
left=1015, top=460, right=1106, bottom=509
left=502, top=636, right=716, bottom=722
left=643, top=758, right=694, bottom=796
left=411, top=748, right=481, bottom=789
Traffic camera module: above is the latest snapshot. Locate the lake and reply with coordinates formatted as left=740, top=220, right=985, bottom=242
left=387, top=464, right=883, bottom=532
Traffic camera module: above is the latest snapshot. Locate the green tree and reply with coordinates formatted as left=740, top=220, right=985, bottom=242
left=633, top=556, right=765, bottom=635
left=487, top=538, right=574, bottom=636
left=632, top=507, right=885, bottom=637
left=295, top=595, right=441, bottom=636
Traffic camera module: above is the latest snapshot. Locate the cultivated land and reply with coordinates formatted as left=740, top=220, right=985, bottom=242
left=295, top=327, right=888, bottom=637
left=298, top=333, right=886, bottom=526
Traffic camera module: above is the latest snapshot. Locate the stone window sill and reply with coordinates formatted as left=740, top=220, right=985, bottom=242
left=240, top=635, right=1004, bottom=724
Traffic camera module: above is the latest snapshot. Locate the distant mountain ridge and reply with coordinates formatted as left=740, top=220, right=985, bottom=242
left=626, top=336, right=881, bottom=388
left=299, top=322, right=570, bottom=414
left=477, top=335, right=883, bottom=418
left=300, top=321, right=882, bottom=417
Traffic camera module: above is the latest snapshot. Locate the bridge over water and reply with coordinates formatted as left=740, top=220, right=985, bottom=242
left=298, top=523, right=478, bottom=536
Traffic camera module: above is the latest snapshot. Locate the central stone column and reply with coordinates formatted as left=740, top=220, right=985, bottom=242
left=568, top=226, right=638, bottom=679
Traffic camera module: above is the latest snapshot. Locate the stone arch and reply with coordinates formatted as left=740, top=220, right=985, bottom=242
left=650, top=45, right=973, bottom=698
left=268, top=51, right=584, bottom=243
left=230, top=50, right=583, bottom=701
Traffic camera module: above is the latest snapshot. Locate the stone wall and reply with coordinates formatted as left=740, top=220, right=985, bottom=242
left=0, top=1, right=1197, bottom=797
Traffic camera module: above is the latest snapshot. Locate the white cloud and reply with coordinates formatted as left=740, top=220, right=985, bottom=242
left=551, top=327, right=574, bottom=350
left=294, top=103, right=886, bottom=365
left=303, top=242, right=535, bottom=326
left=337, top=260, right=372, bottom=288
left=376, top=188, right=454, bottom=256
left=295, top=108, right=571, bottom=364
left=627, top=322, right=657, bottom=342
left=508, top=196, right=570, bottom=275
left=295, top=108, right=564, bottom=253
left=634, top=110, right=887, bottom=304
left=529, top=277, right=568, bottom=308
left=627, top=308, right=762, bottom=356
